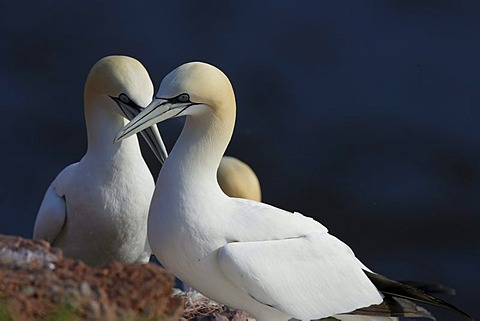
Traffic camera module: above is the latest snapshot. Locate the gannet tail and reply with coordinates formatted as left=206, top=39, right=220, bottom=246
left=364, top=271, right=473, bottom=321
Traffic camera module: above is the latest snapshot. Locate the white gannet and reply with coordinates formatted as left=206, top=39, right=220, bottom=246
left=218, top=156, right=261, bottom=202
left=179, top=155, right=261, bottom=294
left=33, top=55, right=168, bottom=266
left=115, top=62, right=472, bottom=321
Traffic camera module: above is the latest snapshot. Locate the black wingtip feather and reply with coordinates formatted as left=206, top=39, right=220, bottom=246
left=365, top=270, right=474, bottom=321
left=352, top=295, right=436, bottom=319
left=400, top=280, right=456, bottom=296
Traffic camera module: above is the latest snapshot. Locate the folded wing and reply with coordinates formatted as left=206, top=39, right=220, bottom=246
left=33, top=165, right=75, bottom=243
left=218, top=232, right=383, bottom=320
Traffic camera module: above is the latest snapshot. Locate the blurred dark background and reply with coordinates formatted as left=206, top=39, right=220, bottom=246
left=1, top=1, right=478, bottom=319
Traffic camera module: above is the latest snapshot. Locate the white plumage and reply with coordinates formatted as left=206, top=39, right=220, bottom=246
left=34, top=55, right=167, bottom=266
left=115, top=62, right=384, bottom=320
left=219, top=230, right=381, bottom=319
left=115, top=62, right=470, bottom=321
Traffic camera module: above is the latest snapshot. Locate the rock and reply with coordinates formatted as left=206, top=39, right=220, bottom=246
left=0, top=234, right=258, bottom=321
left=0, top=234, right=184, bottom=321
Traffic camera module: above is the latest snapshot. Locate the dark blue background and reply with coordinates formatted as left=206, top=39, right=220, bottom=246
left=1, top=1, right=478, bottom=320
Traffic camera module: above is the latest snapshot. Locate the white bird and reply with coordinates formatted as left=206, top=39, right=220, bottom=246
left=217, top=156, right=261, bottom=202
left=33, top=55, right=168, bottom=266
left=116, top=62, right=472, bottom=321
left=179, top=156, right=260, bottom=294
left=215, top=160, right=447, bottom=321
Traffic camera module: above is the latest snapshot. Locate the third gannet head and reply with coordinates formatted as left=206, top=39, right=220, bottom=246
left=218, top=156, right=261, bottom=201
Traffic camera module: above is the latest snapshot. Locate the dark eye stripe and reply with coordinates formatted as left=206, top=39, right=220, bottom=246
left=111, top=94, right=142, bottom=112
left=157, top=93, right=193, bottom=104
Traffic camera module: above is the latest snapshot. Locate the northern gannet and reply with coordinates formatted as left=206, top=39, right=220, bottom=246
left=33, top=55, right=167, bottom=266
left=116, top=62, right=472, bottom=321
left=218, top=156, right=261, bottom=202
left=178, top=155, right=261, bottom=294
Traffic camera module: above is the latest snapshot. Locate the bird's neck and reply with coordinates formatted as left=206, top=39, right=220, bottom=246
left=161, top=106, right=235, bottom=190
left=84, top=95, right=141, bottom=159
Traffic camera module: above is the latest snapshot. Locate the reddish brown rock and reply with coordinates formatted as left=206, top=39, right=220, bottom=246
left=0, top=234, right=257, bottom=321
left=0, top=234, right=183, bottom=321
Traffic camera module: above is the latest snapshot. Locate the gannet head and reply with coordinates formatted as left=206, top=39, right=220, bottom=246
left=218, top=156, right=262, bottom=202
left=85, top=55, right=168, bottom=163
left=115, top=62, right=235, bottom=143
left=85, top=55, right=153, bottom=108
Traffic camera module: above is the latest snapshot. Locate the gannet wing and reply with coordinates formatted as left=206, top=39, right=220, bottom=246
left=33, top=184, right=66, bottom=243
left=228, top=198, right=328, bottom=241
left=218, top=232, right=383, bottom=320
left=33, top=164, right=75, bottom=243
left=399, top=280, right=456, bottom=295
left=348, top=295, right=434, bottom=319
left=328, top=316, right=398, bottom=321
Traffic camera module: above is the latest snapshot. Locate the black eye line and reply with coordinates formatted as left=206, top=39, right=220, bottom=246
left=110, top=94, right=143, bottom=115
left=119, top=93, right=143, bottom=110
left=172, top=102, right=201, bottom=117
left=151, top=94, right=202, bottom=116
left=154, top=93, right=191, bottom=104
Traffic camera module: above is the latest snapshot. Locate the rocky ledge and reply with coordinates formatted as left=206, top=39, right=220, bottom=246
left=0, top=234, right=257, bottom=321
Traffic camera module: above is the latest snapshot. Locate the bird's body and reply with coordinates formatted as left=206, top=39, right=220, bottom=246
left=116, top=62, right=472, bottom=321
left=150, top=184, right=381, bottom=320
left=34, top=56, right=167, bottom=266
left=40, top=140, right=154, bottom=265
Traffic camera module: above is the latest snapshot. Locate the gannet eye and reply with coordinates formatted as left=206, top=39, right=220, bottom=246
left=119, top=93, right=131, bottom=104
left=177, top=94, right=190, bottom=103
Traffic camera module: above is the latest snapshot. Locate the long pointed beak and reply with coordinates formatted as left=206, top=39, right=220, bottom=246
left=138, top=123, right=168, bottom=164
left=116, top=102, right=168, bottom=164
left=115, top=98, right=179, bottom=143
